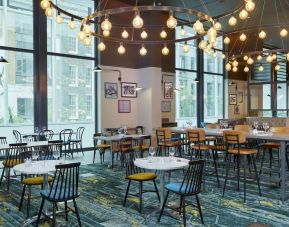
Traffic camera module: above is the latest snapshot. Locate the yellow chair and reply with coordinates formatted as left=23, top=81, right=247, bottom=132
left=93, top=133, right=111, bottom=164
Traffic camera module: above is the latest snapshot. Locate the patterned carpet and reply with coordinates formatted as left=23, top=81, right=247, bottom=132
left=1, top=157, right=289, bottom=227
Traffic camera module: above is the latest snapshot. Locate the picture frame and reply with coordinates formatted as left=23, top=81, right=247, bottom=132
left=238, top=91, right=243, bottom=103
left=121, top=82, right=137, bottom=98
left=234, top=105, right=240, bottom=115
left=161, top=101, right=171, bottom=112
left=104, top=82, right=118, bottom=99
left=229, top=94, right=237, bottom=105
left=164, top=82, right=173, bottom=99
left=118, top=100, right=131, bottom=113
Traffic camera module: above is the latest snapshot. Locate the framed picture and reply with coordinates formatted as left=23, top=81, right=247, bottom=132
left=161, top=101, right=171, bottom=112
left=121, top=82, right=137, bottom=98
left=164, top=82, right=173, bottom=99
left=229, top=94, right=237, bottom=105
left=104, top=82, right=118, bottom=99
left=238, top=91, right=243, bottom=103
left=234, top=105, right=240, bottom=115
left=118, top=100, right=131, bottom=113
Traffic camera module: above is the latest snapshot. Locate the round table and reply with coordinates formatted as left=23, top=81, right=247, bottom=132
left=134, top=156, right=189, bottom=209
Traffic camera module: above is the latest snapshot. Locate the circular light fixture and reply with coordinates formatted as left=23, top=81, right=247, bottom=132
left=259, top=30, right=266, bottom=39
left=247, top=57, right=254, bottom=65
left=228, top=16, right=237, bottom=26
left=179, top=26, right=186, bottom=36
left=98, top=42, right=106, bottom=51
left=245, top=0, right=255, bottom=12
left=141, top=30, right=148, bottom=39
left=40, top=0, right=50, bottom=9
left=272, top=54, right=277, bottom=60
left=45, top=7, right=53, bottom=17
left=160, top=29, right=167, bottom=39
left=240, top=33, right=246, bottom=41
left=232, top=66, right=238, bottom=72
left=222, top=53, right=226, bottom=59
left=259, top=64, right=264, bottom=72
left=84, top=36, right=91, bottom=46
left=166, top=11, right=177, bottom=29
left=122, top=29, right=129, bottom=39
left=68, top=18, right=76, bottom=29
left=224, top=37, right=230, bottom=44
left=214, top=22, right=222, bottom=31
left=56, top=12, right=63, bottom=24
left=77, top=31, right=85, bottom=40
left=193, top=20, right=204, bottom=33
left=225, top=63, right=232, bottom=71
left=243, top=55, right=249, bottom=61
left=132, top=11, right=144, bottom=29
left=232, top=60, right=238, bottom=67
left=266, top=55, right=273, bottom=63
left=275, top=64, right=280, bottom=71
left=287, top=52, right=289, bottom=61
left=198, top=40, right=207, bottom=49
left=83, top=24, right=92, bottom=35
left=101, top=17, right=112, bottom=31
left=182, top=42, right=190, bottom=53
left=257, top=55, right=262, bottom=61
left=207, top=27, right=217, bottom=37
left=239, top=9, right=248, bottom=20
left=139, top=45, right=147, bottom=56
left=280, top=28, right=288, bottom=37
left=162, top=44, right=169, bottom=55
left=244, top=65, right=250, bottom=72
left=103, top=30, right=110, bottom=37
left=118, top=43, right=126, bottom=54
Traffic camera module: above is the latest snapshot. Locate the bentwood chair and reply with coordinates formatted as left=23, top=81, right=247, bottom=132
left=223, top=130, right=262, bottom=202
left=0, top=143, right=27, bottom=191
left=93, top=133, right=111, bottom=164
left=39, top=129, right=54, bottom=141
left=158, top=159, right=205, bottom=226
left=36, top=162, right=81, bottom=227
left=123, top=152, right=160, bottom=213
left=13, top=130, right=22, bottom=143
left=70, top=127, right=85, bottom=155
left=59, top=129, right=73, bottom=158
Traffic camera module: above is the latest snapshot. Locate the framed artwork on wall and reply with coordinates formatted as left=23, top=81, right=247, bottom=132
left=104, top=82, right=118, bottom=99
left=121, top=82, right=137, bottom=98
left=238, top=91, right=243, bottom=103
left=118, top=100, right=131, bottom=113
left=234, top=105, right=240, bottom=115
left=229, top=94, right=237, bottom=105
left=161, top=101, right=171, bottom=112
left=164, top=82, right=173, bottom=99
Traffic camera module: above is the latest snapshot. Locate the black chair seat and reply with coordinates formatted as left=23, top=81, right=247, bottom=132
left=41, top=188, right=80, bottom=202
left=70, top=139, right=81, bottom=143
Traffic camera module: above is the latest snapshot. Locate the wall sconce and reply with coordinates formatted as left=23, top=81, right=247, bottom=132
left=93, top=65, right=122, bottom=82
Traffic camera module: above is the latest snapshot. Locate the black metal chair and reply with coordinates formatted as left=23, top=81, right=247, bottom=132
left=23, top=135, right=37, bottom=142
left=132, top=135, right=151, bottom=158
left=13, top=130, right=22, bottom=143
left=70, top=127, right=85, bottom=156
left=59, top=129, right=73, bottom=158
left=39, top=129, right=54, bottom=141
left=36, top=162, right=81, bottom=227
left=0, top=137, right=7, bottom=161
left=158, top=159, right=205, bottom=227
left=123, top=152, right=160, bottom=213
left=41, top=140, right=63, bottom=160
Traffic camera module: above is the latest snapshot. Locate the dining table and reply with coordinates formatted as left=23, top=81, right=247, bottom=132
left=168, top=126, right=289, bottom=201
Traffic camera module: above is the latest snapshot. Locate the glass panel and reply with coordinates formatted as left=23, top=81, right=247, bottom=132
left=276, top=53, right=287, bottom=82
left=250, top=84, right=271, bottom=109
left=0, top=0, right=33, bottom=49
left=204, top=36, right=223, bottom=74
left=175, top=70, right=197, bottom=127
left=277, top=83, right=287, bottom=109
left=175, top=26, right=197, bottom=70
left=47, top=0, right=94, bottom=57
left=47, top=55, right=95, bottom=147
left=0, top=50, right=34, bottom=142
left=204, top=74, right=223, bottom=123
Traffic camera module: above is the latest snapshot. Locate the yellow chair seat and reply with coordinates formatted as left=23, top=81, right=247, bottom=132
left=127, top=172, right=157, bottom=181
left=22, top=176, right=53, bottom=185
left=3, top=159, right=22, bottom=167
left=96, top=144, right=111, bottom=149
left=228, top=148, right=257, bottom=155
left=132, top=145, right=149, bottom=150
left=191, top=144, right=212, bottom=150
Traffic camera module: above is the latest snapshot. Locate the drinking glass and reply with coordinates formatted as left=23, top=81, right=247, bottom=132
left=137, top=128, right=142, bottom=135
left=32, top=150, right=39, bottom=161
left=169, top=147, right=175, bottom=160
left=118, top=128, right=122, bottom=136
left=263, top=122, right=269, bottom=133
left=223, top=121, right=228, bottom=129
left=253, top=121, right=259, bottom=130
left=53, top=150, right=60, bottom=160
left=149, top=147, right=156, bottom=159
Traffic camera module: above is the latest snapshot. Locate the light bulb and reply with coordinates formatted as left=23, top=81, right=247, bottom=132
left=179, top=27, right=186, bottom=36
left=243, top=55, right=249, bottom=61
left=247, top=57, right=254, bottom=65
left=160, top=29, right=167, bottom=39
left=140, top=30, right=148, bottom=39
left=198, top=40, right=207, bottom=50
left=259, top=30, right=266, bottom=39
left=259, top=65, right=264, bottom=72
left=225, top=63, right=232, bottom=71
left=98, top=42, right=106, bottom=51
left=45, top=7, right=53, bottom=17
left=228, top=16, right=237, bottom=26
left=257, top=55, right=262, bottom=61
left=275, top=64, right=280, bottom=71
left=232, top=60, right=238, bottom=67
left=182, top=43, right=190, bottom=53
left=232, top=66, right=238, bottom=72
left=245, top=0, right=255, bottom=12
left=280, top=28, right=288, bottom=37
left=132, top=12, right=143, bottom=29
left=272, top=54, right=277, bottom=60
left=103, top=30, right=110, bottom=37
left=287, top=53, right=289, bottom=61
left=224, top=37, right=230, bottom=44
left=118, top=43, right=126, bottom=55
left=214, top=22, right=222, bottom=31
left=101, top=18, right=112, bottom=31
left=213, top=52, right=217, bottom=58
left=83, top=25, right=92, bottom=35
left=68, top=18, right=76, bottom=29
left=166, top=11, right=177, bottom=29
left=209, top=36, right=217, bottom=45
left=222, top=53, right=226, bottom=59
left=207, top=27, right=217, bottom=37
left=266, top=55, right=273, bottom=63
left=162, top=45, right=169, bottom=55
left=239, top=9, right=248, bottom=20
left=122, top=30, right=129, bottom=39
left=84, top=36, right=91, bottom=46
left=56, top=13, right=63, bottom=24
left=78, top=31, right=85, bottom=40
left=244, top=65, right=249, bottom=72
left=240, top=33, right=246, bottom=41
left=40, top=0, right=50, bottom=10
left=193, top=20, right=203, bottom=33
left=139, top=45, right=147, bottom=56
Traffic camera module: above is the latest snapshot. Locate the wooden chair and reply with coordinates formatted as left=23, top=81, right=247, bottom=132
left=158, top=159, right=205, bottom=226
left=93, top=133, right=111, bottom=164
left=111, top=137, right=133, bottom=168
left=223, top=130, right=261, bottom=202
left=156, top=128, right=181, bottom=156
left=204, top=123, right=219, bottom=143
left=234, top=125, right=251, bottom=132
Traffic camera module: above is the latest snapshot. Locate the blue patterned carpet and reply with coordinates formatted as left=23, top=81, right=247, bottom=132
left=1, top=155, right=289, bottom=227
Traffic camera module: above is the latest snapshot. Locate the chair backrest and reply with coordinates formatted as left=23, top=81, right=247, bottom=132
left=42, top=140, right=63, bottom=160
left=136, top=126, right=144, bottom=134
left=205, top=123, right=219, bottom=129
left=23, top=135, right=37, bottom=142
left=234, top=125, right=251, bottom=132
left=76, top=127, right=85, bottom=140
left=119, top=137, right=133, bottom=152
left=39, top=129, right=54, bottom=141
left=179, top=159, right=205, bottom=195
left=140, top=135, right=151, bottom=148
left=59, top=129, right=73, bottom=143
left=270, top=126, right=287, bottom=133
left=156, top=128, right=172, bottom=144
left=223, top=130, right=246, bottom=145
left=0, top=137, right=7, bottom=144
left=7, top=143, right=28, bottom=164
left=123, top=151, right=141, bottom=177
left=186, top=129, right=206, bottom=143
left=48, top=162, right=81, bottom=201
left=13, top=130, right=22, bottom=143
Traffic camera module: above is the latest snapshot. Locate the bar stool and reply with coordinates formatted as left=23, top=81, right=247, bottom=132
left=156, top=128, right=181, bottom=157
left=223, top=130, right=261, bottom=202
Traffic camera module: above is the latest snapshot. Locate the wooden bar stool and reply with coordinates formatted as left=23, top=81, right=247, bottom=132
left=156, top=128, right=181, bottom=157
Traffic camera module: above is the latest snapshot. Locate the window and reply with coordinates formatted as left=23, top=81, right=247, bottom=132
left=85, top=67, right=92, bottom=86
left=67, top=36, right=77, bottom=54
left=68, top=65, right=78, bottom=86
left=17, top=98, right=33, bottom=120
left=69, top=94, right=78, bottom=119
left=86, top=95, right=92, bottom=119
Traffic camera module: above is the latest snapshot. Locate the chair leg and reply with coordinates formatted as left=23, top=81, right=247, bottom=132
left=196, top=194, right=204, bottom=224
left=237, top=154, right=240, bottom=191
left=19, top=184, right=26, bottom=211
left=80, top=142, right=84, bottom=156
left=252, top=155, right=262, bottom=196
left=123, top=180, right=131, bottom=207
left=212, top=150, right=220, bottom=187
left=139, top=181, right=143, bottom=213
left=153, top=180, right=160, bottom=201
left=36, top=198, right=45, bottom=226
left=7, top=167, right=10, bottom=191
left=93, top=148, right=96, bottom=164
left=182, top=196, right=186, bottom=227
left=111, top=152, right=114, bottom=168
left=52, top=202, right=56, bottom=226
left=0, top=167, right=5, bottom=186
left=158, top=191, right=169, bottom=222
left=27, top=186, right=31, bottom=218
left=243, top=155, right=247, bottom=203
left=73, top=198, right=82, bottom=227
left=65, top=201, right=68, bottom=221
left=259, top=148, right=266, bottom=176
left=223, top=154, right=231, bottom=197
